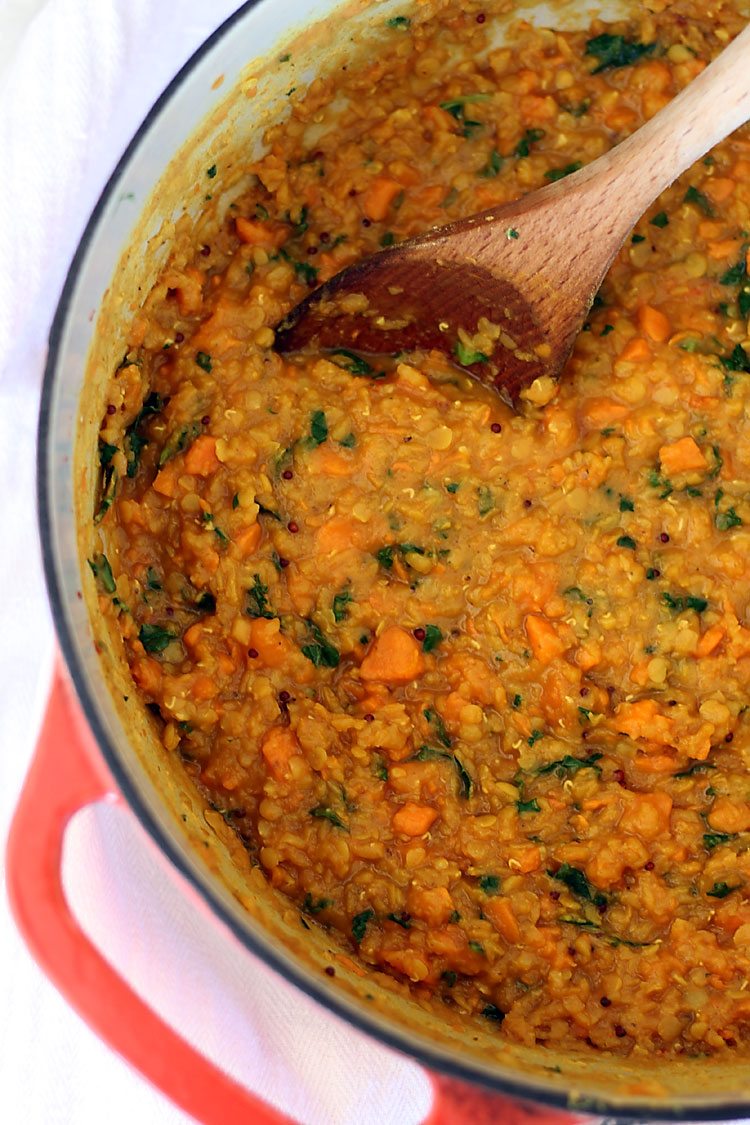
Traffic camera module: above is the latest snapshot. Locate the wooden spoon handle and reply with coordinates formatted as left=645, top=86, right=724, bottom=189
left=580, top=23, right=750, bottom=222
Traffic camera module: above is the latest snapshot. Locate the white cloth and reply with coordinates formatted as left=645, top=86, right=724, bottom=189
left=0, top=3, right=433, bottom=1121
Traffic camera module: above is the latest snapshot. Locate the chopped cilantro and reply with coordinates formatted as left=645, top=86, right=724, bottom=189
left=549, top=863, right=607, bottom=907
left=481, top=149, right=503, bottom=178
left=424, top=708, right=452, bottom=748
left=716, top=507, right=742, bottom=531
left=545, top=161, right=583, bottom=182
left=247, top=574, right=274, bottom=619
left=683, top=185, right=714, bottom=217
left=310, top=805, right=348, bottom=830
left=477, top=484, right=494, bottom=516
left=513, top=127, right=545, bottom=157
left=517, top=798, right=540, bottom=814
left=662, top=592, right=708, bottom=614
left=707, top=881, right=740, bottom=898
left=309, top=409, right=328, bottom=446
left=351, top=909, right=374, bottom=942
left=195, top=351, right=212, bottom=373
left=528, top=729, right=544, bottom=747
left=301, top=621, right=340, bottom=668
left=537, top=753, right=603, bottom=778
left=302, top=894, right=332, bottom=914
left=329, top=349, right=384, bottom=378
left=650, top=211, right=669, bottom=228
left=206, top=164, right=217, bottom=178
left=422, top=624, right=443, bottom=653
left=482, top=1004, right=506, bottom=1023
left=631, top=234, right=646, bottom=244
left=616, top=535, right=637, bottom=550
left=88, top=553, right=116, bottom=595
left=139, top=623, right=175, bottom=654
left=332, top=587, right=353, bottom=623
left=584, top=33, right=655, bottom=73
left=455, top=341, right=489, bottom=366
left=386, top=15, right=411, bottom=28
left=619, top=495, right=635, bottom=512
left=674, top=762, right=716, bottom=779
left=704, top=831, right=736, bottom=851
left=478, top=875, right=500, bottom=893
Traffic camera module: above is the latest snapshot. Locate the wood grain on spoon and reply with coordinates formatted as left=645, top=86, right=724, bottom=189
left=276, top=23, right=750, bottom=401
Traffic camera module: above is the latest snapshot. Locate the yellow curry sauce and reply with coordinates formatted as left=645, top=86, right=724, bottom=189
left=94, top=0, right=750, bottom=1056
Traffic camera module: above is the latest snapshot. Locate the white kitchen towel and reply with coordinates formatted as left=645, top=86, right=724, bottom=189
left=0, top=2, right=433, bottom=1122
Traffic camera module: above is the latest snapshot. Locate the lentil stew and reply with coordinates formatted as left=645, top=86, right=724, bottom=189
left=92, top=0, right=750, bottom=1061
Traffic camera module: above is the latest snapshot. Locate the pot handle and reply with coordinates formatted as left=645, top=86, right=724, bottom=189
left=5, top=663, right=292, bottom=1125
left=7, top=664, right=581, bottom=1125
left=426, top=1075, right=580, bottom=1125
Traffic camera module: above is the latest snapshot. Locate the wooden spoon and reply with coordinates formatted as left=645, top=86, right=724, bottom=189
left=276, top=24, right=750, bottom=401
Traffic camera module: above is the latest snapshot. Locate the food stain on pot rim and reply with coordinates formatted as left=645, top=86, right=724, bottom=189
left=85, top=0, right=750, bottom=1076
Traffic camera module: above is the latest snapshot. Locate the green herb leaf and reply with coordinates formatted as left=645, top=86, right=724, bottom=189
left=386, top=15, right=411, bottom=28
left=88, top=553, right=116, bottom=595
left=545, top=161, right=583, bottom=182
left=99, top=441, right=118, bottom=466
left=310, top=409, right=328, bottom=446
left=352, top=908, right=375, bottom=942
left=513, top=127, right=545, bottom=157
left=632, top=234, right=646, bottom=244
left=375, top=546, right=395, bottom=569
left=422, top=624, right=443, bottom=653
left=139, top=623, right=175, bottom=654
left=662, top=592, right=708, bottom=614
left=721, top=254, right=747, bottom=286
left=468, top=941, right=485, bottom=955
left=206, top=164, right=217, bottom=178
left=195, top=351, right=212, bottom=373
left=716, top=507, right=742, bottom=531
left=528, top=729, right=543, bottom=747
left=455, top=341, right=489, bottom=366
left=674, top=762, right=716, bottom=778
left=517, top=798, right=540, bottom=814
left=424, top=708, right=453, bottom=748
left=650, top=211, right=669, bottom=228
left=549, top=863, right=607, bottom=907
left=619, top=495, right=635, bottom=512
left=302, top=894, right=333, bottom=914
left=310, top=805, right=348, bottom=829
left=439, top=93, right=492, bottom=120
left=704, top=831, right=736, bottom=850
left=720, top=343, right=750, bottom=373
left=329, top=348, right=384, bottom=378
left=387, top=912, right=411, bottom=928
left=478, top=875, right=500, bottom=893
left=537, top=753, right=603, bottom=778
left=616, top=535, right=637, bottom=550
left=477, top=484, right=494, bottom=516
left=482, top=1004, right=506, bottom=1023
left=584, top=33, right=655, bottom=73
left=159, top=421, right=202, bottom=468
left=332, top=587, right=353, bottom=623
left=247, top=574, right=274, bottom=619
left=707, top=881, right=741, bottom=898
left=302, top=621, right=340, bottom=668
left=683, top=185, right=714, bottom=217
left=480, top=149, right=503, bottom=178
